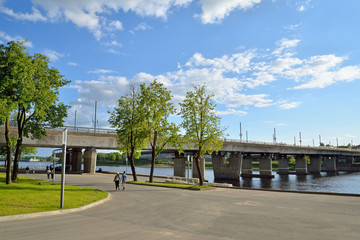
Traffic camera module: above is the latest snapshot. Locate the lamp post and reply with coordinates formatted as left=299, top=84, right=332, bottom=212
left=60, top=128, right=67, bottom=209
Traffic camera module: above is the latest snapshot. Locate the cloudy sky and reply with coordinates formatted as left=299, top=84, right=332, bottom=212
left=1, top=0, right=360, bottom=151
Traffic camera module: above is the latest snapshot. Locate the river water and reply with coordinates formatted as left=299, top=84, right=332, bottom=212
left=3, top=161, right=360, bottom=194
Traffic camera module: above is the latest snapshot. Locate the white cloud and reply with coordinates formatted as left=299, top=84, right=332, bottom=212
left=1, top=0, right=191, bottom=40
left=108, top=20, right=123, bottom=31
left=68, top=37, right=360, bottom=126
left=103, top=40, right=123, bottom=48
left=0, top=4, right=47, bottom=22
left=216, top=108, right=247, bottom=116
left=0, top=31, right=33, bottom=47
left=197, top=0, right=262, bottom=24
left=283, top=23, right=301, bottom=31
left=68, top=62, right=78, bottom=66
left=279, top=101, right=301, bottom=110
left=43, top=49, right=63, bottom=61
left=87, top=69, right=116, bottom=74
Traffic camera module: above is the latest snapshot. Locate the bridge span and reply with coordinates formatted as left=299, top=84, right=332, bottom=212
left=1, top=126, right=360, bottom=180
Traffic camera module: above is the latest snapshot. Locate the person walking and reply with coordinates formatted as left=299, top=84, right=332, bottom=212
left=26, top=166, right=29, bottom=174
left=113, top=173, right=120, bottom=191
left=46, top=166, right=51, bottom=179
left=121, top=171, right=127, bottom=190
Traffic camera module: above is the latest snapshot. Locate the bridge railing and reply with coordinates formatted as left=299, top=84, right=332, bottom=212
left=223, top=138, right=360, bottom=152
left=44, top=126, right=117, bottom=134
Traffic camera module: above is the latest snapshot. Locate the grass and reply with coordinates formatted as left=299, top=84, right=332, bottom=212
left=0, top=173, right=107, bottom=216
left=131, top=181, right=213, bottom=190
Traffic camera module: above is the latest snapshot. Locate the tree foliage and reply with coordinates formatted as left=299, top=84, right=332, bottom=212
left=108, top=83, right=147, bottom=181
left=179, top=84, right=225, bottom=185
left=0, top=41, right=69, bottom=183
left=139, top=80, right=180, bottom=182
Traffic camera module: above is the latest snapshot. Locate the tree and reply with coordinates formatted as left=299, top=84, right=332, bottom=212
left=139, top=80, right=180, bottom=182
left=179, top=84, right=225, bottom=185
left=108, top=83, right=147, bottom=181
left=0, top=41, right=69, bottom=182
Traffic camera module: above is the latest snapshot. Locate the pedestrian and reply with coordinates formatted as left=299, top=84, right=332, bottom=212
left=121, top=171, right=127, bottom=190
left=50, top=165, right=54, bottom=179
left=26, top=166, right=29, bottom=174
left=32, top=167, right=35, bottom=174
left=113, top=172, right=120, bottom=191
left=46, top=166, right=51, bottom=179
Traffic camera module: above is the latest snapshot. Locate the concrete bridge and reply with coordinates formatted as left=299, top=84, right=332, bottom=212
left=1, top=126, right=360, bottom=181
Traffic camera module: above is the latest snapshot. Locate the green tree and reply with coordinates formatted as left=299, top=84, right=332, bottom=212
left=108, top=83, right=147, bottom=181
left=0, top=41, right=69, bottom=182
left=179, top=84, right=225, bottom=185
left=139, top=80, right=180, bottom=182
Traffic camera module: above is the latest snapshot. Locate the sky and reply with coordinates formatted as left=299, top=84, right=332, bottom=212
left=1, top=0, right=360, bottom=156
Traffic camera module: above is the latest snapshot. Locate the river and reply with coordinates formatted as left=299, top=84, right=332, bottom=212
left=2, top=161, right=360, bottom=194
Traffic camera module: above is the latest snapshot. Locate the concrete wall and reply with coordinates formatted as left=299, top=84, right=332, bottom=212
left=212, top=152, right=242, bottom=181
left=308, top=155, right=322, bottom=174
left=174, top=157, right=186, bottom=177
left=295, top=155, right=308, bottom=174
left=241, top=154, right=252, bottom=175
left=84, top=148, right=97, bottom=174
left=71, top=148, right=82, bottom=172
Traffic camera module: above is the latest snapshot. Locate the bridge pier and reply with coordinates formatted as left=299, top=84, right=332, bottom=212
left=192, top=156, right=205, bottom=180
left=259, top=154, right=274, bottom=177
left=71, top=148, right=83, bottom=172
left=241, top=154, right=253, bottom=176
left=277, top=155, right=289, bottom=174
left=324, top=156, right=337, bottom=173
left=295, top=155, right=308, bottom=175
left=212, top=152, right=242, bottom=181
left=174, top=153, right=186, bottom=177
left=308, top=155, right=322, bottom=174
left=84, top=147, right=97, bottom=174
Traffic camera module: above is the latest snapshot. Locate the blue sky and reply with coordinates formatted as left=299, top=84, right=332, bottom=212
left=1, top=0, right=360, bottom=156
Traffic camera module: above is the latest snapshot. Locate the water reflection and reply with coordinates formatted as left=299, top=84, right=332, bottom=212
left=241, top=177, right=253, bottom=188
left=260, top=178, right=272, bottom=189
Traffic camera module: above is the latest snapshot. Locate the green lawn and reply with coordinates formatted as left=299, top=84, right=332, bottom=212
left=0, top=173, right=107, bottom=216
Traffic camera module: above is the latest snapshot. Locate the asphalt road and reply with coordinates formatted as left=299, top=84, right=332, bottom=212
left=1, top=173, right=360, bottom=240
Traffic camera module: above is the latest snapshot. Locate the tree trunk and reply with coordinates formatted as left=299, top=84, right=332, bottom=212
left=12, top=122, right=23, bottom=182
left=149, top=132, right=157, bottom=183
left=5, top=118, right=12, bottom=185
left=129, top=149, right=137, bottom=181
left=195, top=153, right=204, bottom=186
left=149, top=147, right=156, bottom=183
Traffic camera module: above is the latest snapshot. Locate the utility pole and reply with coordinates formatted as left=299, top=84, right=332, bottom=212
left=313, top=138, right=315, bottom=146
left=246, top=131, right=248, bottom=142
left=74, top=110, right=77, bottom=131
left=336, top=137, right=338, bottom=147
left=93, top=101, right=98, bottom=133
left=239, top=122, right=242, bottom=141
left=319, top=134, right=322, bottom=146
left=273, top=128, right=276, bottom=143
left=294, top=136, right=296, bottom=146
left=299, top=132, right=302, bottom=146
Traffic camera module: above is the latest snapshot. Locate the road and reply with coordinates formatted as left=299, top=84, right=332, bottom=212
left=1, top=173, right=360, bottom=240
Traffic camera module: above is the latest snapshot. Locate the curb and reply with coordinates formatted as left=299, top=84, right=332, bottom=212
left=0, top=193, right=111, bottom=222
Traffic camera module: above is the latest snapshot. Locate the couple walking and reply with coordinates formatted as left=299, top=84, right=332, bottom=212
left=114, top=171, right=127, bottom=191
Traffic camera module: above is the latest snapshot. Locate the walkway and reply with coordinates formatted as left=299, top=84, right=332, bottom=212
left=1, top=173, right=360, bottom=240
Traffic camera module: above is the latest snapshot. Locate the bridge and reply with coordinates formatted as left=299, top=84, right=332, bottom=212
left=1, top=126, right=360, bottom=181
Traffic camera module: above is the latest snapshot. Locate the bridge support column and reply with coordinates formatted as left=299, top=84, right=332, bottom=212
left=71, top=148, right=82, bottom=172
left=84, top=148, right=97, bottom=174
left=295, top=155, right=308, bottom=175
left=277, top=155, right=289, bottom=174
left=259, top=154, right=273, bottom=177
left=308, top=155, right=322, bottom=174
left=212, top=152, right=242, bottom=181
left=324, top=156, right=337, bottom=173
left=174, top=153, right=185, bottom=177
left=192, top=156, right=205, bottom=180
left=241, top=154, right=252, bottom=176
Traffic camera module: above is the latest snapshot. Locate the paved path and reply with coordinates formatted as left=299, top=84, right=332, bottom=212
left=1, top=173, right=360, bottom=240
